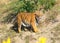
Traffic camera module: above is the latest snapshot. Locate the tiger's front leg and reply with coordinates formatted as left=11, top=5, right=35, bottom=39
left=17, top=17, right=21, bottom=33
left=31, top=19, right=39, bottom=33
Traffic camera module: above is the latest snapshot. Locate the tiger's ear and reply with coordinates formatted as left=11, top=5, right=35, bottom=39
left=34, top=13, right=38, bottom=16
left=34, top=13, right=37, bottom=15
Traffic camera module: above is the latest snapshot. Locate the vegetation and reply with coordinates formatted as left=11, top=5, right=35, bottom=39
left=0, top=0, right=56, bottom=14
left=38, top=0, right=55, bottom=10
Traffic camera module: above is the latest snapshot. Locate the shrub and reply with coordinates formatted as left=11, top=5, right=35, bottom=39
left=14, top=0, right=56, bottom=12
left=38, top=0, right=56, bottom=10
left=0, top=0, right=56, bottom=13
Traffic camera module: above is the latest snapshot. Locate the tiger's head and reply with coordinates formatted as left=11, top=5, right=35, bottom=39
left=34, top=11, right=43, bottom=24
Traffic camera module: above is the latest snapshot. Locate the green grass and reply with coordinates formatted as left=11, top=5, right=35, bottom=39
left=38, top=0, right=56, bottom=10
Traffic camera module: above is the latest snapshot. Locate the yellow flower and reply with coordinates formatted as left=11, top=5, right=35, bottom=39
left=2, top=37, right=11, bottom=43
left=2, top=40, right=6, bottom=43
left=36, top=37, right=47, bottom=43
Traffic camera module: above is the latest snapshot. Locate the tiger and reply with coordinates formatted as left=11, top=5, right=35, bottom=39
left=17, top=11, right=43, bottom=33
